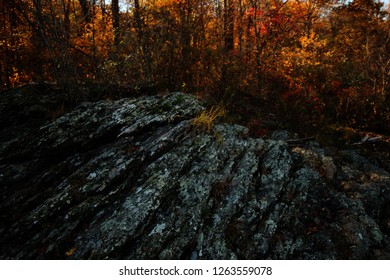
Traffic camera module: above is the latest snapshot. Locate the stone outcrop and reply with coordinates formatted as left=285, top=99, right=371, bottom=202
left=1, top=87, right=390, bottom=259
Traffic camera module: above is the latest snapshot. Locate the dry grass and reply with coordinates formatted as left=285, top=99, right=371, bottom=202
left=192, top=106, right=225, bottom=132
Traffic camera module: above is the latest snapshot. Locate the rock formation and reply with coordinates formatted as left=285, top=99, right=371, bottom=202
left=1, top=86, right=390, bottom=259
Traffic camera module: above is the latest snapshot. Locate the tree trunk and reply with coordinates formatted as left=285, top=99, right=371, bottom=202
left=79, top=0, right=91, bottom=22
left=134, top=0, right=142, bottom=40
left=224, top=0, right=234, bottom=51
left=1, top=0, right=11, bottom=88
left=62, top=0, right=71, bottom=45
left=181, top=0, right=192, bottom=86
left=112, top=0, right=120, bottom=49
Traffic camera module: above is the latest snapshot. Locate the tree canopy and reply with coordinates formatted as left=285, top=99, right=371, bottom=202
left=1, top=0, right=389, bottom=133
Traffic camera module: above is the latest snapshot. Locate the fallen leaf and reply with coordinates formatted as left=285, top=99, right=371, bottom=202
left=65, top=247, right=77, bottom=257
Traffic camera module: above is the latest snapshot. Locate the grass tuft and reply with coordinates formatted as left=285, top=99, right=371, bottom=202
left=192, top=106, right=225, bottom=132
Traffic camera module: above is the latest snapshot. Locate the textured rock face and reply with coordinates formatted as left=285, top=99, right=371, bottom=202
left=1, top=88, right=390, bottom=259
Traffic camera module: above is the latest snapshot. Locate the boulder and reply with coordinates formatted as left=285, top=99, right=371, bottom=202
left=1, top=88, right=389, bottom=259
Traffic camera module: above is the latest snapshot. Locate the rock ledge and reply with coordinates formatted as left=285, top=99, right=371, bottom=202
left=1, top=90, right=390, bottom=259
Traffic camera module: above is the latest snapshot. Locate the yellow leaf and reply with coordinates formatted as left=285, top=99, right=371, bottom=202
left=65, top=247, right=77, bottom=257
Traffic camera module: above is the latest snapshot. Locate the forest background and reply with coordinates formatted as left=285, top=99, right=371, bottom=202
left=1, top=0, right=389, bottom=136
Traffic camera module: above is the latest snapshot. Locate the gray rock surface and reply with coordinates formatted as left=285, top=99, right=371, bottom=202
left=1, top=88, right=390, bottom=259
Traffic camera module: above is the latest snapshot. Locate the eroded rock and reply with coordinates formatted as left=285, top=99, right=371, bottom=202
left=1, top=88, right=389, bottom=259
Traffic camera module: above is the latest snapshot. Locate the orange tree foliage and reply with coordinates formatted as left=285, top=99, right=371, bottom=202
left=1, top=0, right=389, bottom=133
left=0, top=0, right=113, bottom=91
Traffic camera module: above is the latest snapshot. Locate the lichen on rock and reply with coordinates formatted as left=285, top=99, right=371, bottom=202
left=1, top=87, right=390, bottom=259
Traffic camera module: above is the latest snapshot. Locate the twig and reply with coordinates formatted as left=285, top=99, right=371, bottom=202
left=286, top=136, right=316, bottom=144
left=351, top=135, right=383, bottom=145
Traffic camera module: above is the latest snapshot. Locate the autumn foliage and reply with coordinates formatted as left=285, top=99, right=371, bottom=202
left=1, top=0, right=389, bottom=133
